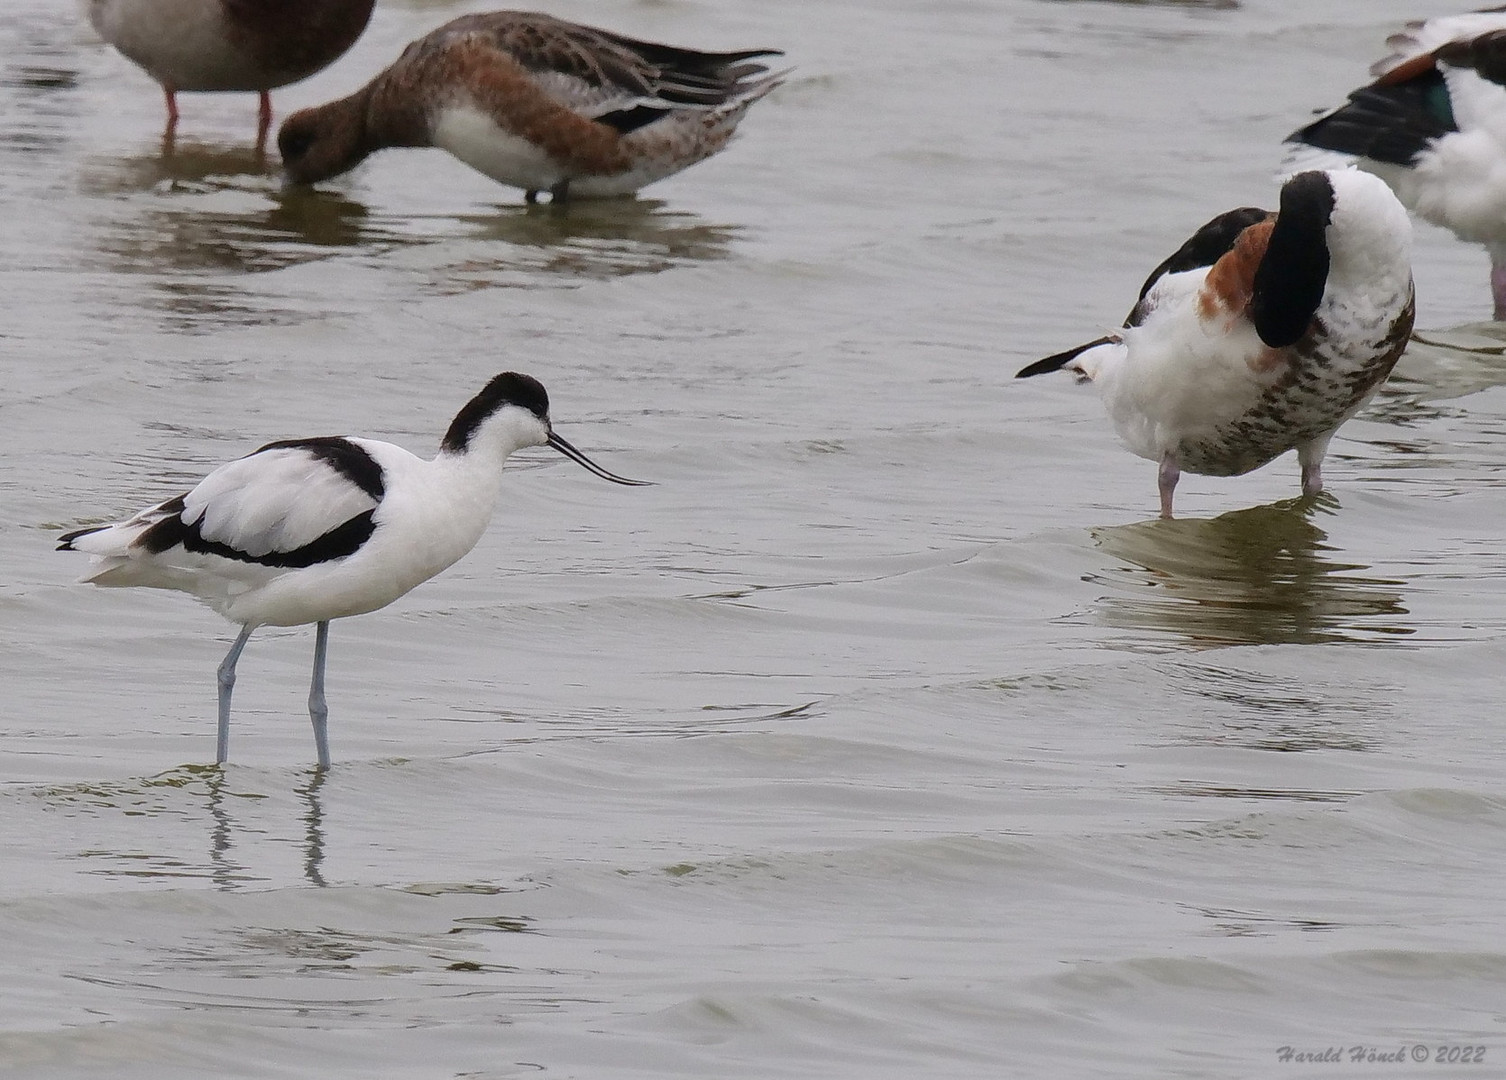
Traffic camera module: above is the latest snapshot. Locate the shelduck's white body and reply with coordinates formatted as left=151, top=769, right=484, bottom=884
left=1019, top=170, right=1415, bottom=517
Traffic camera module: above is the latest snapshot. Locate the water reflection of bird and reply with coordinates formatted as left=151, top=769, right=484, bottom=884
left=1397, top=321, right=1506, bottom=402
left=59, top=373, right=649, bottom=770
left=86, top=170, right=739, bottom=328
left=82, top=141, right=273, bottom=190
left=1089, top=501, right=1411, bottom=648
left=86, top=0, right=375, bottom=149
left=297, top=770, right=328, bottom=887
left=278, top=11, right=784, bottom=202
left=1285, top=9, right=1506, bottom=318
left=1017, top=170, right=1415, bottom=518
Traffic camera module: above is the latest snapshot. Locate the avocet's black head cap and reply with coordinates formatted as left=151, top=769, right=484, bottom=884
left=442, top=372, right=550, bottom=453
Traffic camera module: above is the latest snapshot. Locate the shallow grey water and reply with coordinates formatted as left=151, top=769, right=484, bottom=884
left=4, top=0, right=1506, bottom=1076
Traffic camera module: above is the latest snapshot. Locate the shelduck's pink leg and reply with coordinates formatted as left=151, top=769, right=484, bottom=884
left=1490, top=261, right=1506, bottom=321
left=1296, top=433, right=1333, bottom=498
left=257, top=91, right=273, bottom=153
left=160, top=85, right=179, bottom=154
left=1158, top=452, right=1180, bottom=519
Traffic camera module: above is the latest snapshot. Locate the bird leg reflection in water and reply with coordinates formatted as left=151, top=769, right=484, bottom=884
left=206, top=766, right=236, bottom=890
left=299, top=769, right=328, bottom=888
left=204, top=765, right=329, bottom=888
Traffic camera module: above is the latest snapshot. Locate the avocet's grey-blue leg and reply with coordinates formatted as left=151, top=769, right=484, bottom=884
left=216, top=625, right=255, bottom=764
left=308, top=620, right=331, bottom=770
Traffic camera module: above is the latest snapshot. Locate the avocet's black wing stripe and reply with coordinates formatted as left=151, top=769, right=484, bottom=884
left=132, top=438, right=386, bottom=564
left=139, top=505, right=378, bottom=568
left=253, top=436, right=385, bottom=501
left=59, top=493, right=189, bottom=550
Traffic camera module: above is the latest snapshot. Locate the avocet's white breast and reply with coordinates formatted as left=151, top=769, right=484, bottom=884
left=237, top=447, right=502, bottom=627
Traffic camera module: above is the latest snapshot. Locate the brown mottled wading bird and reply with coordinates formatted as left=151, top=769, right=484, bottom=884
left=87, top=0, right=376, bottom=149
left=277, top=10, right=785, bottom=203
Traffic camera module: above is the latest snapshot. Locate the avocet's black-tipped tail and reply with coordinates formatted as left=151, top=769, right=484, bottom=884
left=1016, top=336, right=1117, bottom=379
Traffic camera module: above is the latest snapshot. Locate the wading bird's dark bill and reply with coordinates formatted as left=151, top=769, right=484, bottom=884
left=547, top=432, right=652, bottom=486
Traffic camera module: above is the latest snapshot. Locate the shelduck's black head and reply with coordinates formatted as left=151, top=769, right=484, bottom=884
left=1250, top=170, right=1336, bottom=349
left=442, top=372, right=650, bottom=485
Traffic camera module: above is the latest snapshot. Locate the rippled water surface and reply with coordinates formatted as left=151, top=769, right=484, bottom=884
left=5, top=1, right=1506, bottom=1076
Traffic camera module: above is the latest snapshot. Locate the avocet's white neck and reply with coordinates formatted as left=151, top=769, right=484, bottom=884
left=416, top=404, right=550, bottom=555
left=440, top=403, right=551, bottom=466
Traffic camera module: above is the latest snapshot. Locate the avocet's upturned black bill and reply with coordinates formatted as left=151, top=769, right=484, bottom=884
left=546, top=432, right=648, bottom=485
left=58, top=371, right=648, bottom=769
left=1017, top=169, right=1415, bottom=519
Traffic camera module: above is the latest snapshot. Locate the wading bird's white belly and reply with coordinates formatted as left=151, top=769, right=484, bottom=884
left=1100, top=320, right=1274, bottom=466
left=90, top=0, right=275, bottom=90
left=431, top=105, right=569, bottom=191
